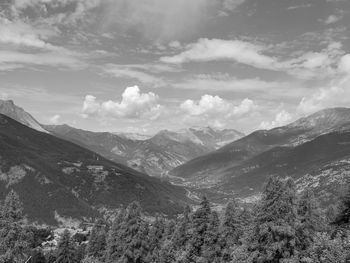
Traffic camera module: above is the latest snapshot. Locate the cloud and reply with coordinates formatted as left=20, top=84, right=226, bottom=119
left=339, top=54, right=350, bottom=73
left=161, top=39, right=345, bottom=80
left=0, top=18, right=84, bottom=70
left=49, top=114, right=61, bottom=125
left=179, top=95, right=256, bottom=129
left=160, top=38, right=278, bottom=70
left=0, top=93, right=10, bottom=100
left=297, top=86, right=345, bottom=115
left=180, top=95, right=255, bottom=117
left=324, top=14, right=342, bottom=25
left=82, top=86, right=162, bottom=120
left=102, top=64, right=169, bottom=86
left=172, top=73, right=289, bottom=93
left=260, top=110, right=292, bottom=129
left=0, top=50, right=84, bottom=70
left=0, top=19, right=58, bottom=50
left=11, top=0, right=102, bottom=25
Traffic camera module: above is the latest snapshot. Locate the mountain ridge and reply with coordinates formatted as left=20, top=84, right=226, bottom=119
left=0, top=114, right=189, bottom=225
left=171, top=107, right=350, bottom=179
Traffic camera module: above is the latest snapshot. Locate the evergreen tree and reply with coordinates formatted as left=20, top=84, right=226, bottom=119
left=86, top=219, right=107, bottom=260
left=106, top=201, right=149, bottom=263
left=200, top=211, right=221, bottom=263
left=185, top=196, right=211, bottom=262
left=105, top=206, right=126, bottom=262
left=0, top=190, right=32, bottom=263
left=297, top=189, right=325, bottom=250
left=335, top=184, right=350, bottom=226
left=55, top=230, right=77, bottom=263
left=147, top=215, right=166, bottom=262
left=250, top=177, right=300, bottom=262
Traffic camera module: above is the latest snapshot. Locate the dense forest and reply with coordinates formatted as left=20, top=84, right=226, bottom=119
left=1, top=177, right=349, bottom=263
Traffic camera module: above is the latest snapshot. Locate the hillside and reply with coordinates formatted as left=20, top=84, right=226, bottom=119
left=0, top=114, right=189, bottom=225
left=0, top=99, right=48, bottom=133
left=171, top=108, right=350, bottom=180
left=45, top=125, right=244, bottom=177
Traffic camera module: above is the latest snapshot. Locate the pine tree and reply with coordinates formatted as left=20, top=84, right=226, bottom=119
left=185, top=196, right=212, bottom=262
left=0, top=190, right=32, bottom=263
left=55, top=230, right=77, bottom=263
left=200, top=211, right=221, bottom=263
left=297, top=189, right=325, bottom=250
left=250, top=177, right=300, bottom=262
left=147, top=215, right=166, bottom=262
left=221, top=199, right=244, bottom=246
left=335, top=184, right=350, bottom=226
left=105, top=206, right=126, bottom=262
left=86, top=219, right=107, bottom=260
left=106, top=202, right=149, bottom=262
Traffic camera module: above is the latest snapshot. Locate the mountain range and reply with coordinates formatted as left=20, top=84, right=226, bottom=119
left=170, top=108, right=350, bottom=204
left=0, top=99, right=243, bottom=177
left=1, top=99, right=350, bottom=224
left=44, top=123, right=243, bottom=177
left=0, top=113, right=189, bottom=225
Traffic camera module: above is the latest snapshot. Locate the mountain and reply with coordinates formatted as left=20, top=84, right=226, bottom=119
left=208, top=131, right=350, bottom=205
left=0, top=99, right=48, bottom=133
left=43, top=124, right=135, bottom=165
left=171, top=108, right=350, bottom=180
left=0, top=114, right=189, bottom=225
left=45, top=125, right=244, bottom=177
left=170, top=108, right=350, bottom=204
left=116, top=132, right=152, bottom=141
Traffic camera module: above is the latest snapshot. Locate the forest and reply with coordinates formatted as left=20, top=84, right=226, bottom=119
left=0, top=176, right=349, bottom=263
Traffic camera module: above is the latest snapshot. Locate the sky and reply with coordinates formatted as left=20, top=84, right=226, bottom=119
left=1, top=0, right=350, bottom=134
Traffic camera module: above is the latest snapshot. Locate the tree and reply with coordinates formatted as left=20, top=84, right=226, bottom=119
left=297, top=189, right=325, bottom=250
left=147, top=215, right=166, bottom=262
left=335, top=184, right=350, bottom=226
left=105, top=206, right=126, bottom=262
left=0, top=190, right=32, bottom=263
left=200, top=211, right=221, bottom=263
left=185, top=196, right=212, bottom=262
left=250, top=177, right=300, bottom=262
left=105, top=201, right=149, bottom=263
left=86, top=219, right=107, bottom=260
left=55, top=230, right=77, bottom=263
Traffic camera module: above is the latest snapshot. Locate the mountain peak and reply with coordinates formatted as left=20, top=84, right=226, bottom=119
left=0, top=99, right=48, bottom=133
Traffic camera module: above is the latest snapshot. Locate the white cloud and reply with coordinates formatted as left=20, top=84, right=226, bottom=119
left=0, top=93, right=10, bottom=100
left=260, top=110, right=292, bottom=129
left=82, top=86, right=162, bottom=120
left=160, top=38, right=278, bottom=70
left=296, top=86, right=345, bottom=115
left=0, top=19, right=58, bottom=50
left=0, top=18, right=84, bottom=70
left=172, top=73, right=288, bottom=93
left=180, top=95, right=255, bottom=117
left=102, top=64, right=166, bottom=86
left=0, top=50, right=84, bottom=70
left=179, top=95, right=256, bottom=129
left=324, top=14, right=342, bottom=25
left=49, top=114, right=61, bottom=125
left=339, top=54, right=350, bottom=73
left=161, top=39, right=344, bottom=80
